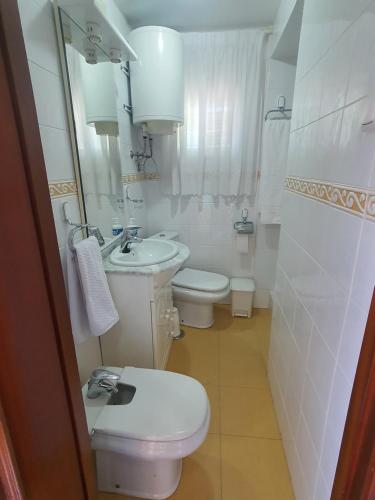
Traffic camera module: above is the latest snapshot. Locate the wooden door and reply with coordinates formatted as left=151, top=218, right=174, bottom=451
left=0, top=1, right=96, bottom=498
left=331, top=289, right=375, bottom=499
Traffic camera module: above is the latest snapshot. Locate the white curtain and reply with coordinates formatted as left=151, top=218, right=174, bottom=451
left=163, top=29, right=266, bottom=197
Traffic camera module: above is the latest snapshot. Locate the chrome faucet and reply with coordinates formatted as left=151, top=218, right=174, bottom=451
left=87, top=368, right=120, bottom=399
left=121, top=225, right=143, bottom=253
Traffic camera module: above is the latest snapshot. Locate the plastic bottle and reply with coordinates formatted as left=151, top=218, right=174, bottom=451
left=128, top=217, right=139, bottom=237
left=112, top=217, right=123, bottom=236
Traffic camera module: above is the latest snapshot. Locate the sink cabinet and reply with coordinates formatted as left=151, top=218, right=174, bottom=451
left=100, top=269, right=174, bottom=369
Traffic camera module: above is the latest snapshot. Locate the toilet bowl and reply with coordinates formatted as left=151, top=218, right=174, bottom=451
left=85, top=366, right=210, bottom=499
left=172, top=268, right=230, bottom=328
left=149, top=232, right=230, bottom=328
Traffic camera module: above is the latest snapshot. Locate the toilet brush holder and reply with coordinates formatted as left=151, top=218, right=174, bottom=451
left=169, top=308, right=185, bottom=340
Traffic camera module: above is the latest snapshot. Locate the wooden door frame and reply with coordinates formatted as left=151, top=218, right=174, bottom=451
left=0, top=0, right=96, bottom=498
left=332, top=288, right=375, bottom=499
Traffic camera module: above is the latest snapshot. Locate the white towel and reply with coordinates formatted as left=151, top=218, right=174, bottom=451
left=66, top=236, right=119, bottom=344
left=66, top=245, right=91, bottom=345
left=259, top=120, right=291, bottom=224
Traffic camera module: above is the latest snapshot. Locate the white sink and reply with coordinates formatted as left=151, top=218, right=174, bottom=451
left=110, top=238, right=179, bottom=267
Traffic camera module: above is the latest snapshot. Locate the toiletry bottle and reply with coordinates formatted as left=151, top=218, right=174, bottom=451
left=128, top=217, right=139, bottom=237
left=112, top=217, right=123, bottom=236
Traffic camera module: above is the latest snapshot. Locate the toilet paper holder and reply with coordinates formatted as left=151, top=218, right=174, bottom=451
left=234, top=209, right=254, bottom=234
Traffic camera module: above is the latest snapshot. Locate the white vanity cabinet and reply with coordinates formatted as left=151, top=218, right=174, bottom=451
left=100, top=271, right=173, bottom=369
left=100, top=242, right=189, bottom=369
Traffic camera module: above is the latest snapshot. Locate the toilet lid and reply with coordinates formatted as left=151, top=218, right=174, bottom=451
left=172, top=268, right=229, bottom=293
left=93, top=367, right=209, bottom=442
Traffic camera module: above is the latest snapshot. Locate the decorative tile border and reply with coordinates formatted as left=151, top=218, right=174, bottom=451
left=48, top=172, right=160, bottom=198
left=122, top=172, right=160, bottom=184
left=285, top=176, right=375, bottom=221
left=49, top=180, right=78, bottom=199
left=367, top=193, right=375, bottom=220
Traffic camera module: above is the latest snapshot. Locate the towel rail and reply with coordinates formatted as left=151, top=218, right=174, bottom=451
left=68, top=224, right=90, bottom=253
left=63, top=201, right=104, bottom=252
left=265, top=95, right=292, bottom=121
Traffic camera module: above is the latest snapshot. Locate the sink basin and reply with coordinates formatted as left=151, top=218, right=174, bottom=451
left=107, top=383, right=136, bottom=406
left=110, top=238, right=179, bottom=267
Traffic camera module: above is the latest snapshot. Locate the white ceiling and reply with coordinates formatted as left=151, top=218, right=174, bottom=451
left=116, top=0, right=281, bottom=32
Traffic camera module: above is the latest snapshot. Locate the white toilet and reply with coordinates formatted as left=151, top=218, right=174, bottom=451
left=172, top=268, right=230, bottom=328
left=150, top=231, right=231, bottom=329
left=84, top=366, right=210, bottom=499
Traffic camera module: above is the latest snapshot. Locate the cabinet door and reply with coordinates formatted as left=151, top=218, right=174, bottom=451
left=151, top=283, right=173, bottom=369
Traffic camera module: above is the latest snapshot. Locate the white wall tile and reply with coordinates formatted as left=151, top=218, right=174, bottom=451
left=29, top=61, right=68, bottom=130
left=17, top=0, right=60, bottom=75
left=351, top=219, right=375, bottom=310
left=314, top=471, right=331, bottom=500
left=338, top=300, right=367, bottom=382
left=313, top=271, right=348, bottom=356
left=295, top=415, right=319, bottom=499
left=320, top=366, right=353, bottom=490
left=345, top=3, right=375, bottom=105
left=39, top=125, right=75, bottom=181
left=301, top=375, right=326, bottom=455
left=292, top=298, right=313, bottom=363
left=307, top=327, right=335, bottom=408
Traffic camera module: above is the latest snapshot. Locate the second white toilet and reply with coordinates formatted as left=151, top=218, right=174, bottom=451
left=85, top=366, right=210, bottom=499
left=150, top=231, right=230, bottom=328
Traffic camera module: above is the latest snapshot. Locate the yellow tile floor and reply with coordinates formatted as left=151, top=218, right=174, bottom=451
left=99, top=306, right=295, bottom=500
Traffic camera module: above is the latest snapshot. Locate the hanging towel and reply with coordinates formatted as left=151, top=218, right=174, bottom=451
left=259, top=120, right=291, bottom=224
left=66, top=245, right=92, bottom=345
left=66, top=236, right=119, bottom=344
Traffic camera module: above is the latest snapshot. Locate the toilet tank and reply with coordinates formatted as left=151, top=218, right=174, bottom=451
left=128, top=26, right=184, bottom=135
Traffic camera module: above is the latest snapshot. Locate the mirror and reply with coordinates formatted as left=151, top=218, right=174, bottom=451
left=56, top=8, right=139, bottom=239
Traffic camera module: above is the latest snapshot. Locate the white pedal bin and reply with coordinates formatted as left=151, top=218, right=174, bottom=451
left=230, top=278, right=255, bottom=317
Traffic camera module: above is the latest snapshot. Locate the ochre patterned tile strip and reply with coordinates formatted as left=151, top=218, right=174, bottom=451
left=285, top=176, right=375, bottom=220
left=122, top=172, right=160, bottom=184
left=49, top=180, right=78, bottom=199
left=367, top=193, right=375, bottom=220
left=48, top=173, right=159, bottom=199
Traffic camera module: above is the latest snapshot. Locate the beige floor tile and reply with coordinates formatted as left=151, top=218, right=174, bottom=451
left=218, top=311, right=270, bottom=358
left=220, top=349, right=269, bottom=388
left=221, top=435, right=295, bottom=500
left=220, top=386, right=280, bottom=439
left=219, top=327, right=264, bottom=359
left=205, top=384, right=220, bottom=434
left=168, top=434, right=221, bottom=500
left=166, top=328, right=219, bottom=385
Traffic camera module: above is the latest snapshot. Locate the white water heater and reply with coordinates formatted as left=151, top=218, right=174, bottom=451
left=81, top=60, right=118, bottom=136
left=128, top=26, right=184, bottom=135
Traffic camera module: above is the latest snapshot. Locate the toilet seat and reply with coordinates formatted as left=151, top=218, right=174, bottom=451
left=172, top=268, right=229, bottom=292
left=91, top=367, right=210, bottom=459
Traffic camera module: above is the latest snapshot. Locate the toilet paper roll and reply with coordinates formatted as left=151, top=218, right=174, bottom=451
left=236, top=233, right=249, bottom=254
